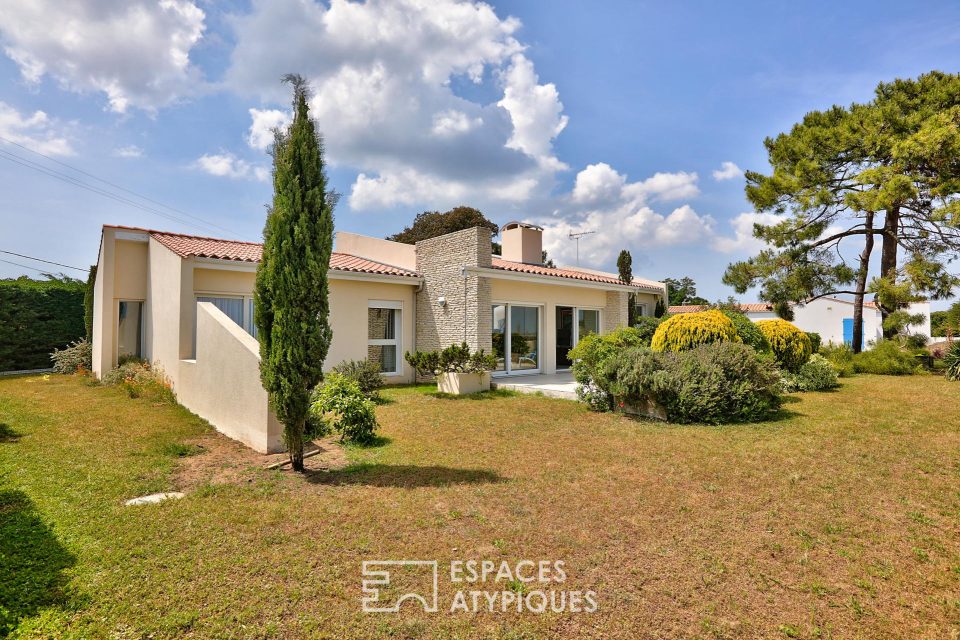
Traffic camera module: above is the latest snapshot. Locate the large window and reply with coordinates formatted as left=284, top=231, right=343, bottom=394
left=556, top=307, right=601, bottom=370
left=118, top=301, right=143, bottom=359
left=368, top=301, right=401, bottom=375
left=578, top=309, right=600, bottom=338
left=491, top=303, right=540, bottom=374
left=196, top=295, right=256, bottom=336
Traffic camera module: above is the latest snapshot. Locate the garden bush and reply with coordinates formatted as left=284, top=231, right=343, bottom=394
left=604, top=342, right=782, bottom=424
left=943, top=342, right=960, bottom=381
left=309, top=373, right=378, bottom=443
left=721, top=310, right=770, bottom=354
left=780, top=354, right=840, bottom=392
left=405, top=342, right=497, bottom=377
left=820, top=343, right=855, bottom=377
left=805, top=332, right=822, bottom=353
left=0, top=276, right=85, bottom=371
left=756, top=319, right=812, bottom=371
left=650, top=310, right=739, bottom=353
left=852, top=339, right=920, bottom=375
left=331, top=359, right=384, bottom=399
left=568, top=326, right=646, bottom=410
left=50, top=338, right=92, bottom=374
left=632, top=316, right=667, bottom=345
left=100, top=361, right=175, bottom=403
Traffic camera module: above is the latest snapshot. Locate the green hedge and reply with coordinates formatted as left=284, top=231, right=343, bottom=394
left=0, top=277, right=85, bottom=371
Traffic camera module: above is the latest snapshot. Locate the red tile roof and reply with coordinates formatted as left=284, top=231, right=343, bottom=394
left=491, top=258, right=661, bottom=291
left=669, top=303, right=774, bottom=314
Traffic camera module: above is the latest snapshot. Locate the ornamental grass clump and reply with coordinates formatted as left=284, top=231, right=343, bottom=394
left=756, top=319, right=812, bottom=372
left=944, top=342, right=960, bottom=381
left=650, top=310, right=739, bottom=353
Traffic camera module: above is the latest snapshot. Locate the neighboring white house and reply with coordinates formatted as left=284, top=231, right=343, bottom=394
left=669, top=297, right=932, bottom=347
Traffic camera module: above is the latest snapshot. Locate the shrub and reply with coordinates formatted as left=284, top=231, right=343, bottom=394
left=944, top=342, right=960, bottom=381
left=568, top=327, right=647, bottom=410
left=331, top=359, right=384, bottom=398
left=780, top=354, right=840, bottom=392
left=650, top=310, right=739, bottom=353
left=820, top=343, right=855, bottom=377
left=756, top=319, right=812, bottom=372
left=101, top=361, right=175, bottom=403
left=904, top=333, right=928, bottom=350
left=851, top=339, right=918, bottom=375
left=721, top=310, right=770, bottom=353
left=604, top=342, right=782, bottom=424
left=309, top=373, right=378, bottom=443
left=0, top=276, right=85, bottom=371
left=405, top=342, right=497, bottom=377
left=805, top=332, right=822, bottom=353
left=632, top=316, right=667, bottom=345
left=51, top=338, right=92, bottom=374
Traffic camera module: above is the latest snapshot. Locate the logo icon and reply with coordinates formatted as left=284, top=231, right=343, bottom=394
left=361, top=560, right=439, bottom=613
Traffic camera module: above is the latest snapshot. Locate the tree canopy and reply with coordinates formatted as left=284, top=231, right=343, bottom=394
left=663, top=276, right=709, bottom=307
left=387, top=206, right=499, bottom=244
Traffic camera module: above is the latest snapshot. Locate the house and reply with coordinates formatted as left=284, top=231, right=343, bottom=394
left=92, top=222, right=666, bottom=452
left=668, top=297, right=932, bottom=346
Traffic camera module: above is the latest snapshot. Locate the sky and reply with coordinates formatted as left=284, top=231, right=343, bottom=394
left=1, top=0, right=959, bottom=305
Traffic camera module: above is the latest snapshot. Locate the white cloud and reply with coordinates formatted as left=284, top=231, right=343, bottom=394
left=113, top=145, right=143, bottom=159
left=712, top=161, right=743, bottom=181
left=247, top=108, right=291, bottom=150
left=194, top=153, right=268, bottom=182
left=624, top=170, right=700, bottom=202
left=0, top=0, right=206, bottom=112
left=227, top=0, right=564, bottom=211
left=0, top=102, right=73, bottom=155
left=572, top=163, right=625, bottom=204
left=711, top=211, right=781, bottom=253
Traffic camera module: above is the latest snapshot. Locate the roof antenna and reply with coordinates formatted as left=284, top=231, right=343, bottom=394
left=568, top=230, right=596, bottom=266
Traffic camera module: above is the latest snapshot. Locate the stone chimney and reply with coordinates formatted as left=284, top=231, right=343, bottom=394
left=500, top=221, right=543, bottom=264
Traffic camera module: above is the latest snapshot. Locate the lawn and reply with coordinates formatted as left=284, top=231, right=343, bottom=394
left=1, top=374, right=959, bottom=639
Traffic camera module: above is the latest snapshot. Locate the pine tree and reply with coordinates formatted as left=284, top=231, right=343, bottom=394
left=254, top=74, right=334, bottom=472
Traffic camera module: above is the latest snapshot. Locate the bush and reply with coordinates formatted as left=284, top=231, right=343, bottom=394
left=101, top=361, right=175, bottom=403
left=721, top=310, right=770, bottom=353
left=405, top=342, right=497, bottom=377
left=50, top=338, right=92, bottom=374
left=632, top=316, right=667, bottom=345
left=568, top=327, right=647, bottom=410
left=650, top=310, right=739, bottom=353
left=331, top=359, right=384, bottom=398
left=0, top=276, right=85, bottom=371
left=819, top=343, right=855, bottom=377
left=309, top=373, right=378, bottom=443
left=780, top=354, right=840, bottom=392
left=903, top=333, right=928, bottom=350
left=805, top=332, right=822, bottom=353
left=604, top=342, right=782, bottom=424
left=944, top=342, right=960, bottom=381
left=756, top=319, right=812, bottom=372
left=852, top=339, right=920, bottom=376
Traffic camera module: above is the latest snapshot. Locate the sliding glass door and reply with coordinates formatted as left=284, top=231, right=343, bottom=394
left=555, top=307, right=600, bottom=370
left=491, top=303, right=540, bottom=374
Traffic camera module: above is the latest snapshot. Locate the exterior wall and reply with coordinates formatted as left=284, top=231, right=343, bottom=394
left=114, top=240, right=148, bottom=300
left=91, top=237, right=112, bottom=377
left=193, top=267, right=254, bottom=295
left=604, top=291, right=628, bottom=332
left=631, top=292, right=661, bottom=317
left=335, top=231, right=417, bottom=271
left=501, top=225, right=542, bottom=264
left=178, top=303, right=283, bottom=453
left=415, top=227, right=493, bottom=355
left=146, top=237, right=188, bottom=381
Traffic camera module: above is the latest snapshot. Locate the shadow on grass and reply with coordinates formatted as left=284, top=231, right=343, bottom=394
left=307, top=464, right=504, bottom=488
left=345, top=434, right=393, bottom=449
left=0, top=422, right=20, bottom=442
left=0, top=488, right=76, bottom=635
left=426, top=389, right=518, bottom=401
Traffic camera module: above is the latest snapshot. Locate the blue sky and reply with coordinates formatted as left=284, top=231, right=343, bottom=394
left=1, top=0, right=959, bottom=305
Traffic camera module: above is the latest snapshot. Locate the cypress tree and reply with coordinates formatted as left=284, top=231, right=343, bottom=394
left=254, top=74, right=334, bottom=472
left=617, top=249, right=636, bottom=325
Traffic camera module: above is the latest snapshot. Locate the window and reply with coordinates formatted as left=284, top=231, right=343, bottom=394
left=491, top=303, right=540, bottom=374
left=368, top=301, right=401, bottom=374
left=578, top=309, right=600, bottom=338
left=196, top=295, right=256, bottom=336
left=118, top=301, right=143, bottom=359
left=634, top=302, right=648, bottom=318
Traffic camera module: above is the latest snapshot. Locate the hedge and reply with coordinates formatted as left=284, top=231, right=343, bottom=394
left=0, top=277, right=85, bottom=371
left=755, top=319, right=812, bottom=372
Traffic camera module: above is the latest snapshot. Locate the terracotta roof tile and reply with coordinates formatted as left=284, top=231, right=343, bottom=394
left=668, top=303, right=774, bottom=314
left=491, top=258, right=661, bottom=291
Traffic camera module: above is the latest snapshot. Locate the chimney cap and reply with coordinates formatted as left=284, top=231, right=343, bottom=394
left=501, top=221, right=543, bottom=232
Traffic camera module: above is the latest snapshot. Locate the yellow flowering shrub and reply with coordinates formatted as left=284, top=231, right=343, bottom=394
left=650, top=310, right=740, bottom=352
left=756, top=319, right=812, bottom=371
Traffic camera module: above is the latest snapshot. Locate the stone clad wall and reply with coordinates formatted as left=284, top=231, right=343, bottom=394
left=604, top=290, right=628, bottom=333
left=415, top=227, right=493, bottom=361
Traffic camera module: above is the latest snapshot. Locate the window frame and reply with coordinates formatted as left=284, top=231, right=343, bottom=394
left=368, top=299, right=403, bottom=377
left=554, top=305, right=602, bottom=372
left=491, top=301, right=543, bottom=376
left=194, top=292, right=256, bottom=336
left=117, top=299, right=144, bottom=360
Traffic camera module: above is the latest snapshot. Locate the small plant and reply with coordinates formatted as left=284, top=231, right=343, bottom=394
left=331, top=359, right=384, bottom=398
left=943, top=342, right=960, bottom=381
left=756, top=319, right=812, bottom=372
left=50, top=338, right=92, bottom=374
left=101, top=361, right=175, bottom=403
left=852, top=340, right=918, bottom=376
left=805, top=332, right=822, bottom=353
left=568, top=326, right=647, bottom=410
left=404, top=342, right=497, bottom=377
left=309, top=373, right=379, bottom=444
left=650, top=310, right=740, bottom=353
left=780, top=354, right=840, bottom=392
left=820, top=343, right=855, bottom=377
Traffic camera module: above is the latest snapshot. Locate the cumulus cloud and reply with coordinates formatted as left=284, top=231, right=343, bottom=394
left=194, top=153, right=268, bottom=182
left=247, top=108, right=291, bottom=150
left=711, top=211, right=781, bottom=253
left=712, top=160, right=743, bottom=181
left=226, top=0, right=565, bottom=210
left=113, top=145, right=143, bottom=159
left=0, top=102, right=73, bottom=155
left=0, top=0, right=206, bottom=112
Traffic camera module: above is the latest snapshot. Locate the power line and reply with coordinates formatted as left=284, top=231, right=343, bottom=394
left=0, top=249, right=86, bottom=272
left=0, top=257, right=57, bottom=274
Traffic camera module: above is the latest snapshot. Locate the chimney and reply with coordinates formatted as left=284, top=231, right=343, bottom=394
left=500, top=221, right=543, bottom=264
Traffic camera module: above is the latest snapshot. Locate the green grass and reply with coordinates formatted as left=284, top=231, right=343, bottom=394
left=1, top=374, right=960, bottom=638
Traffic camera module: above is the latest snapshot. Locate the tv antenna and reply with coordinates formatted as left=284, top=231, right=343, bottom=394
left=568, top=230, right=596, bottom=266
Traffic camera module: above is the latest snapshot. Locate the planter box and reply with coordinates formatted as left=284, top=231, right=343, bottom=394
left=437, top=371, right=491, bottom=395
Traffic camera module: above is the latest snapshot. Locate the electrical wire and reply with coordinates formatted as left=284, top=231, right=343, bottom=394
left=0, top=249, right=86, bottom=272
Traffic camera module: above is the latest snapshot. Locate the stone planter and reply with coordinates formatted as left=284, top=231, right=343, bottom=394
left=616, top=396, right=668, bottom=421
left=437, top=371, right=491, bottom=395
